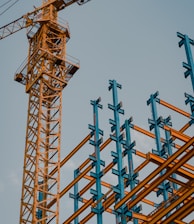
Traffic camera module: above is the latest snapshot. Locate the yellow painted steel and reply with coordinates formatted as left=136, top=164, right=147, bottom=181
left=16, top=1, right=80, bottom=223
left=147, top=185, right=194, bottom=224
left=115, top=137, right=194, bottom=210
left=1, top=1, right=193, bottom=223
left=159, top=99, right=191, bottom=118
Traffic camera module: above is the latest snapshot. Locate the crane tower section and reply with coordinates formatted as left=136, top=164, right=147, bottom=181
left=14, top=1, right=80, bottom=223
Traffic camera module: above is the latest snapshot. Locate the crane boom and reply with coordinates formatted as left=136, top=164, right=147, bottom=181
left=0, top=0, right=91, bottom=40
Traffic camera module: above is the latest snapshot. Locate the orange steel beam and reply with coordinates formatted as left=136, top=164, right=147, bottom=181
left=81, top=199, right=150, bottom=222
left=49, top=115, right=191, bottom=181
left=79, top=192, right=116, bottom=223
left=78, top=124, right=126, bottom=172
left=79, top=160, right=115, bottom=196
left=63, top=198, right=94, bottom=224
left=61, top=136, right=193, bottom=223
left=78, top=146, right=148, bottom=197
left=167, top=176, right=191, bottom=188
left=136, top=149, right=193, bottom=174
left=75, top=196, right=150, bottom=222
left=49, top=133, right=92, bottom=176
left=79, top=137, right=112, bottom=170
left=133, top=125, right=156, bottom=139
left=159, top=99, right=191, bottom=118
left=162, top=199, right=194, bottom=224
left=83, top=175, right=157, bottom=208
left=76, top=149, right=183, bottom=223
left=174, top=221, right=189, bottom=224
left=164, top=125, right=192, bottom=142
left=178, top=121, right=192, bottom=134
left=47, top=164, right=93, bottom=208
left=115, top=137, right=194, bottom=210
left=79, top=149, right=148, bottom=197
left=146, top=180, right=193, bottom=222
left=79, top=212, right=94, bottom=224
left=147, top=188, right=194, bottom=224
left=49, top=136, right=113, bottom=208
left=126, top=148, right=194, bottom=211
left=148, top=153, right=194, bottom=180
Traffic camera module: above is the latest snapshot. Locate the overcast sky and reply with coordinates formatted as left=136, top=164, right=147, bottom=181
left=0, top=0, right=194, bottom=223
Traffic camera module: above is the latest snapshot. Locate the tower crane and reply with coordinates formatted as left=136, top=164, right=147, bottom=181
left=0, top=0, right=91, bottom=223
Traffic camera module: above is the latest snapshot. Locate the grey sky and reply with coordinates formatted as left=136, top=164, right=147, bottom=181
left=0, top=0, right=194, bottom=223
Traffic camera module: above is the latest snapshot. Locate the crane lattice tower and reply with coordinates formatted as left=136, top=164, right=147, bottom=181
left=7, top=0, right=85, bottom=223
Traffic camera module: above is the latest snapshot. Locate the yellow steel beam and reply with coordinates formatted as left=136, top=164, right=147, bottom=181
left=146, top=179, right=193, bottom=222
left=167, top=176, right=191, bottom=188
left=159, top=99, right=191, bottom=118
left=69, top=144, right=192, bottom=223
left=164, top=125, right=192, bottom=143
left=84, top=174, right=158, bottom=208
left=62, top=198, right=94, bottom=224
left=114, top=137, right=194, bottom=210
left=47, top=164, right=93, bottom=208
left=79, top=137, right=112, bottom=170
left=165, top=202, right=194, bottom=224
left=177, top=122, right=192, bottom=135
left=72, top=144, right=193, bottom=224
left=127, top=148, right=194, bottom=211
left=148, top=190, right=194, bottom=224
left=79, top=192, right=116, bottom=223
left=49, top=133, right=92, bottom=176
left=148, top=153, right=194, bottom=180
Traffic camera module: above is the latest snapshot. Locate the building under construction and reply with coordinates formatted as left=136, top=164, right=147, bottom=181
left=0, top=0, right=193, bottom=223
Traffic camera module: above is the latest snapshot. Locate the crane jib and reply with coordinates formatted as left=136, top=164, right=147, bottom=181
left=0, top=0, right=92, bottom=40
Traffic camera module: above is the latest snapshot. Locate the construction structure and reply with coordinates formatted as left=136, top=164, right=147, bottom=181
left=0, top=1, right=193, bottom=223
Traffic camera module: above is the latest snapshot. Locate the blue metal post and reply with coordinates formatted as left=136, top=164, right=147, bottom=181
left=108, top=80, right=130, bottom=224
left=185, top=93, right=194, bottom=118
left=147, top=92, right=170, bottom=203
left=162, top=116, right=178, bottom=191
left=122, top=118, right=141, bottom=224
left=177, top=32, right=194, bottom=93
left=69, top=169, right=82, bottom=224
left=89, top=97, right=104, bottom=224
left=69, top=168, right=80, bottom=224
left=36, top=181, right=43, bottom=223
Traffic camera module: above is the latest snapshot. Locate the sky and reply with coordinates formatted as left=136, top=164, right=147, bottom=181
left=0, top=0, right=194, bottom=223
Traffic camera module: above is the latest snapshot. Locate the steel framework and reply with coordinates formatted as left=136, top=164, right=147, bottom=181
left=54, top=32, right=193, bottom=223
left=0, top=0, right=193, bottom=223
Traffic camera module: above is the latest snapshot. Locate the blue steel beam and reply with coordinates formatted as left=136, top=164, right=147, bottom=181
left=108, top=80, right=131, bottom=223
left=89, top=97, right=104, bottom=224
left=162, top=117, right=178, bottom=192
left=122, top=118, right=141, bottom=224
left=69, top=168, right=81, bottom=224
left=177, top=32, right=194, bottom=92
left=147, top=92, right=171, bottom=204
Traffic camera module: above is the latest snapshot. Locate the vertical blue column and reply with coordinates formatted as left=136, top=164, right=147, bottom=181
left=122, top=118, right=141, bottom=224
left=108, top=80, right=130, bottom=224
left=36, top=183, right=43, bottom=223
left=147, top=92, right=171, bottom=203
left=88, top=97, right=104, bottom=224
left=177, top=32, right=194, bottom=93
left=69, top=168, right=81, bottom=224
left=162, top=116, right=178, bottom=191
left=185, top=93, right=194, bottom=122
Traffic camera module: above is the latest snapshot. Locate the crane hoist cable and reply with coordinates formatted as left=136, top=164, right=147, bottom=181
left=0, top=0, right=12, bottom=8
left=0, top=0, right=20, bottom=16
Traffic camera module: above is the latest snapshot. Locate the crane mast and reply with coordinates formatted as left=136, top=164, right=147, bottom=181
left=7, top=0, right=86, bottom=223
left=0, top=0, right=90, bottom=222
